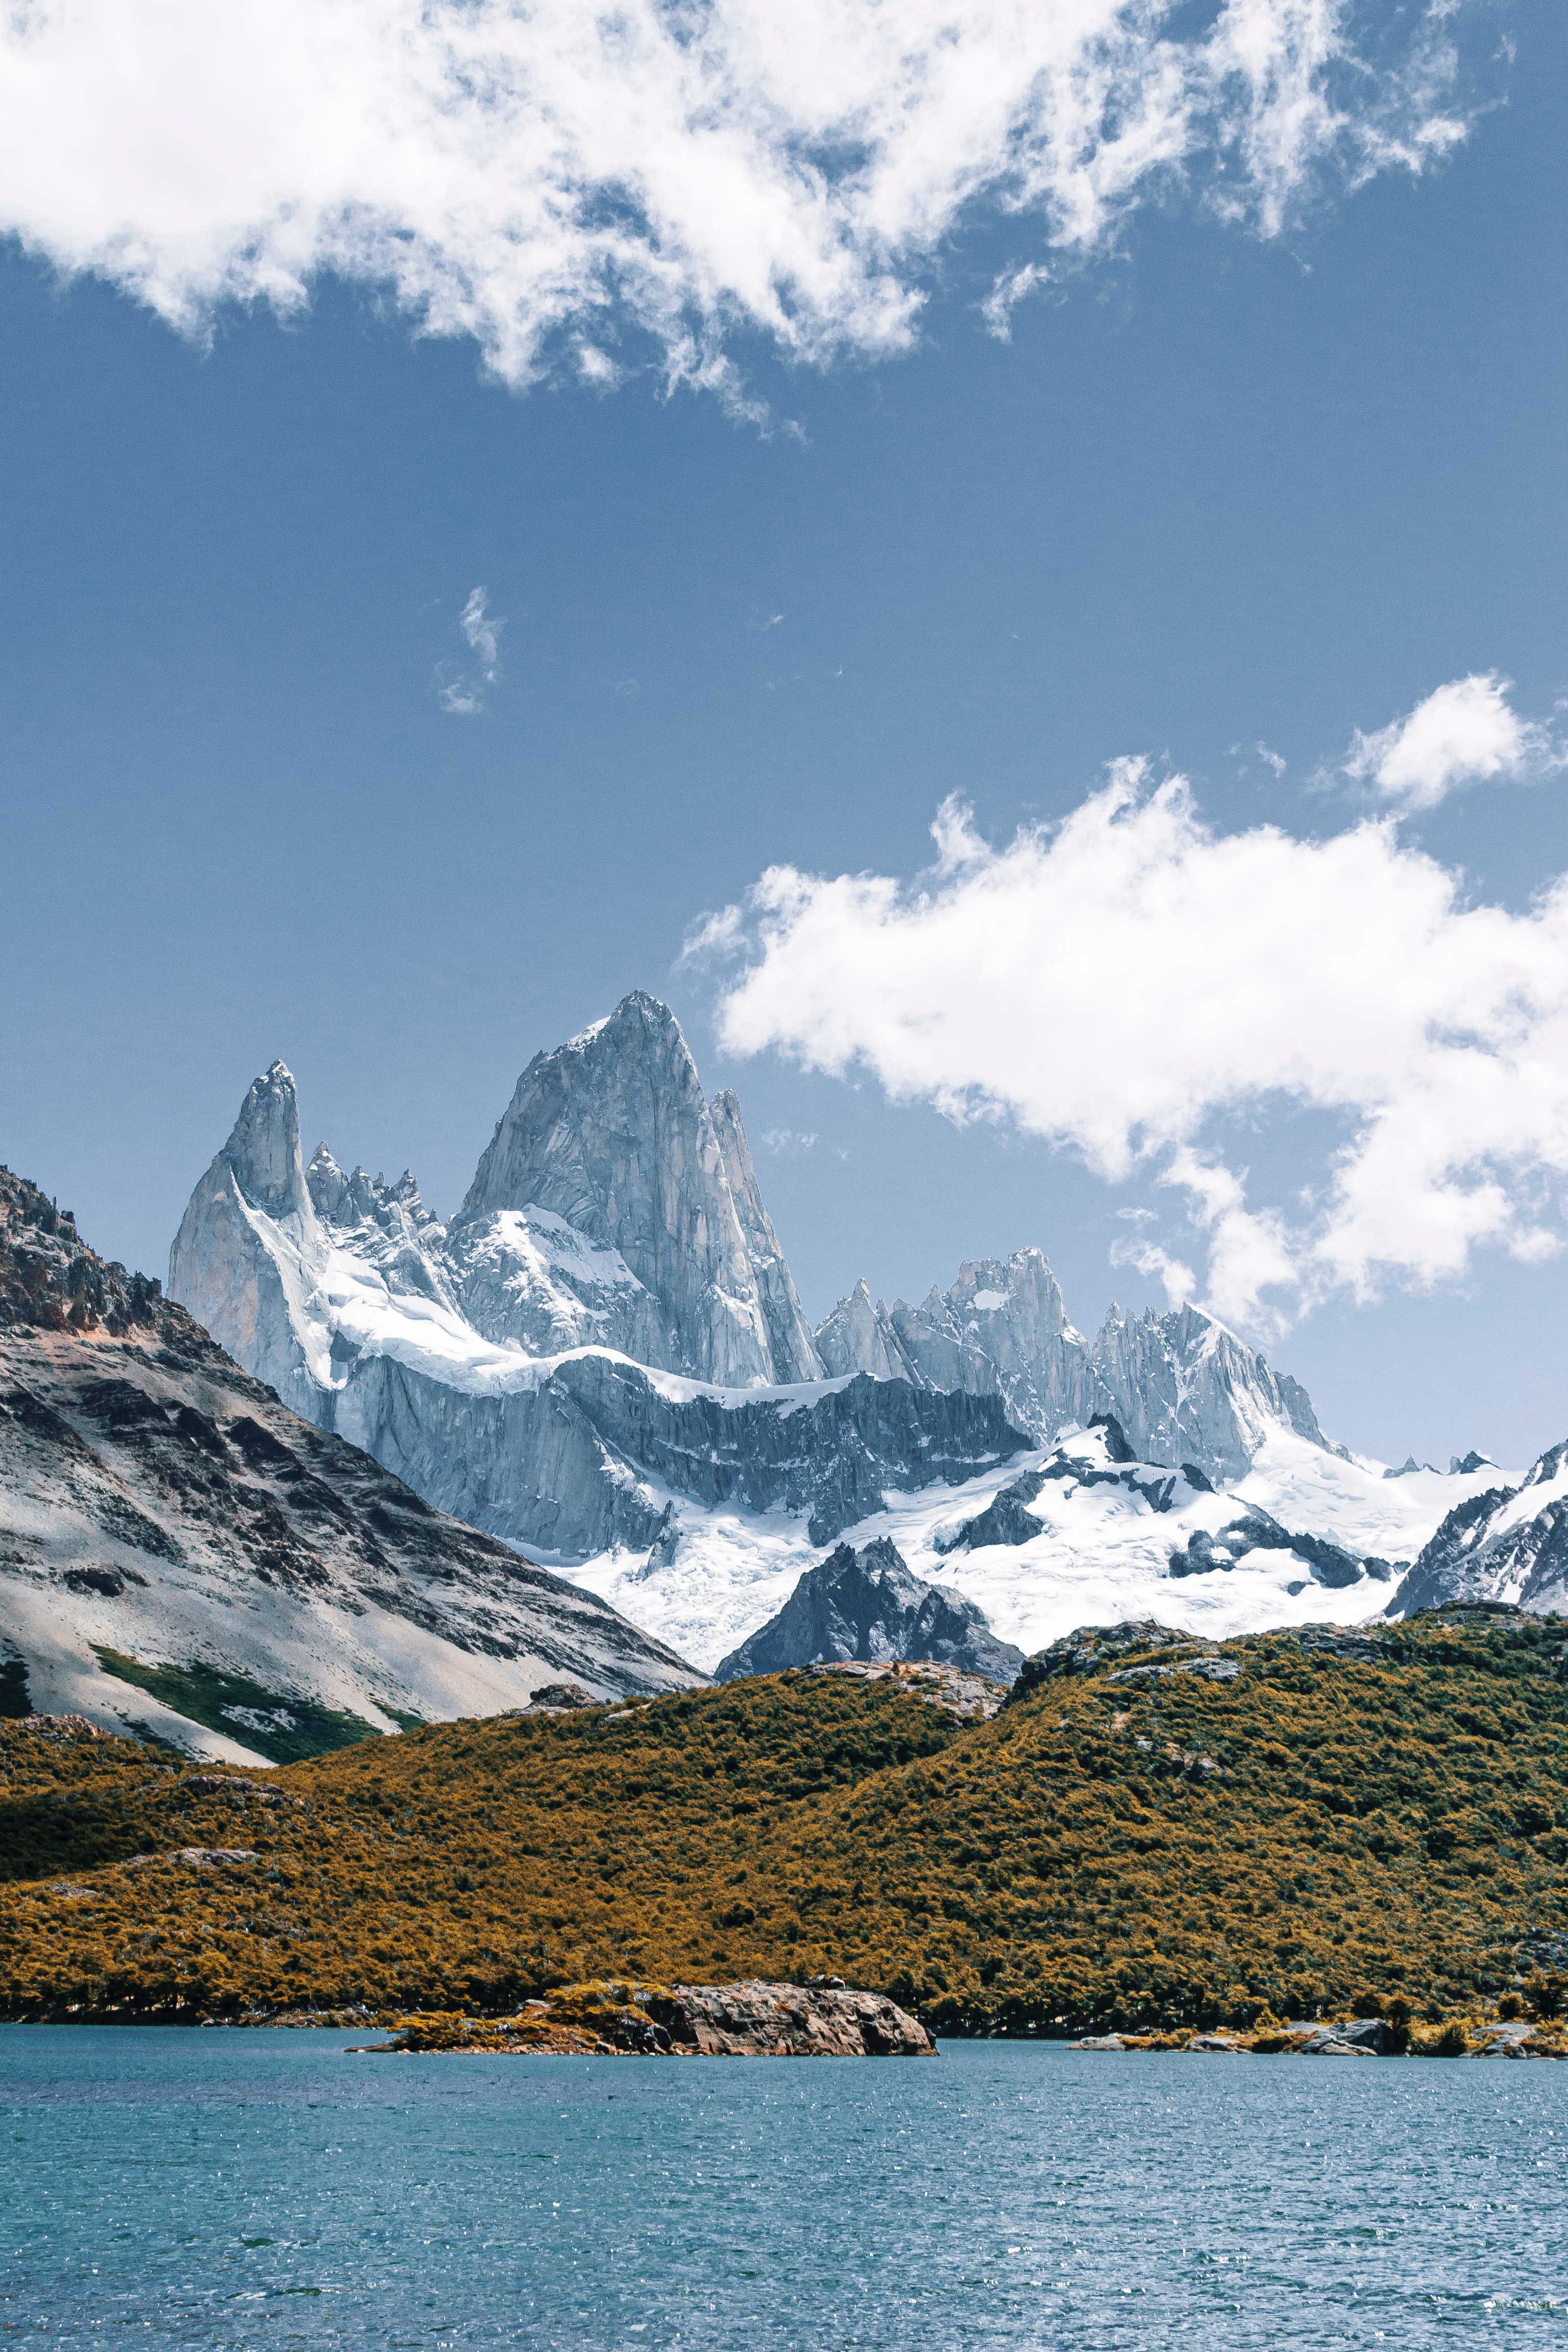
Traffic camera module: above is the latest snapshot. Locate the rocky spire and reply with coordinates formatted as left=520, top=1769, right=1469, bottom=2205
left=708, top=1088, right=821, bottom=1383
left=220, top=1061, right=309, bottom=1219
left=457, top=991, right=811, bottom=1386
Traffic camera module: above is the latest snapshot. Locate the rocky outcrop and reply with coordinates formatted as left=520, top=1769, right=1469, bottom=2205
left=714, top=1535, right=1023, bottom=1682
left=650, top=1980, right=934, bottom=2056
left=1390, top=1445, right=1567, bottom=1617
left=2, top=1165, right=700, bottom=1761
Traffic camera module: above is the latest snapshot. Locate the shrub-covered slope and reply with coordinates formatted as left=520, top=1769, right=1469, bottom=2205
left=3, top=1609, right=1566, bottom=2032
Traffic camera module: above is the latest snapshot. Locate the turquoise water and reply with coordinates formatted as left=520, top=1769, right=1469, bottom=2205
left=3, top=2029, right=1566, bottom=2347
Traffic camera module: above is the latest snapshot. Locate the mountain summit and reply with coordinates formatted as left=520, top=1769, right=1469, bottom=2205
left=456, top=990, right=819, bottom=1385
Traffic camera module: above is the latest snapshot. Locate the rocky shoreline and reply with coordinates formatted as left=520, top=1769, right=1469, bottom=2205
left=1074, top=2012, right=1568, bottom=2059
left=353, top=1980, right=935, bottom=2059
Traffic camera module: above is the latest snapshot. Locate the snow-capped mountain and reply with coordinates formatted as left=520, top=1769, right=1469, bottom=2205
left=168, top=1000, right=1028, bottom=1562
left=572, top=1416, right=1511, bottom=1673
left=815, top=1254, right=1331, bottom=1478
left=1390, top=1445, right=1568, bottom=1617
left=167, top=990, right=1511, bottom=1679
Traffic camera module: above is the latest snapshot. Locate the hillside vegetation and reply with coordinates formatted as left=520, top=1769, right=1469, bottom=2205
left=3, top=1610, right=1567, bottom=2035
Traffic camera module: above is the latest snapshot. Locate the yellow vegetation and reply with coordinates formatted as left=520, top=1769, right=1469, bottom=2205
left=3, top=1610, right=1566, bottom=2035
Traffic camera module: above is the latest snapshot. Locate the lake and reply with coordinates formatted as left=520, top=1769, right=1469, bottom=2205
left=2, top=2028, right=1565, bottom=2346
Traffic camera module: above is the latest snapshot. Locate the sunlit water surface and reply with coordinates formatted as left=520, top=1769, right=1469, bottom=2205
left=3, top=2027, right=1566, bottom=2346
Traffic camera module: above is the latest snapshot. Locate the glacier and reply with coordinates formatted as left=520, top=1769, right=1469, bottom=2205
left=168, top=991, right=1514, bottom=1675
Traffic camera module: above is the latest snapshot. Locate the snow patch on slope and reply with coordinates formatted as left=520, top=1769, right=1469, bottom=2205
left=571, top=1425, right=1517, bottom=1675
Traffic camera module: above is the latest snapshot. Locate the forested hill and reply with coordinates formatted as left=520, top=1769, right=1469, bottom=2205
left=3, top=1608, right=1566, bottom=2035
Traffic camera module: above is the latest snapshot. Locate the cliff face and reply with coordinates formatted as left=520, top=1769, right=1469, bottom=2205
left=457, top=993, right=821, bottom=1385
left=2, top=1164, right=700, bottom=1762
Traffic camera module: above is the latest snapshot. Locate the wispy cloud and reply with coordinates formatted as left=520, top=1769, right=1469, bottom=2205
left=759, top=1125, right=819, bottom=1158
left=1344, top=672, right=1563, bottom=812
left=459, top=587, right=500, bottom=677
left=437, top=585, right=502, bottom=716
left=0, top=2, right=1482, bottom=401
left=695, top=738, right=1568, bottom=1336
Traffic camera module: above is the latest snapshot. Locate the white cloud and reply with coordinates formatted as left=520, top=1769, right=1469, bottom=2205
left=0, top=2, right=1475, bottom=396
left=436, top=584, right=501, bottom=715
left=698, top=761, right=1568, bottom=1333
left=1345, top=671, right=1562, bottom=811
left=459, top=586, right=500, bottom=679
left=760, top=1125, right=819, bottom=1158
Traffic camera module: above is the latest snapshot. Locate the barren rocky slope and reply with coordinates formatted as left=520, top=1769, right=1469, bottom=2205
left=0, top=1166, right=699, bottom=1763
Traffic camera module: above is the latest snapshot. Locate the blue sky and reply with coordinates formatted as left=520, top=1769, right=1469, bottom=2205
left=1, top=1, right=1564, bottom=1466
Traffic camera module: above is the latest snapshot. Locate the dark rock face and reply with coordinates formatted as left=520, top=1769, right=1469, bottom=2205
left=1391, top=1445, right=1568, bottom=1617
left=0, top=1169, right=701, bottom=1751
left=0, top=1167, right=166, bottom=1340
left=1165, top=1506, right=1375, bottom=1592
left=648, top=1981, right=935, bottom=2057
left=715, top=1536, right=1024, bottom=1683
left=935, top=1472, right=1046, bottom=1554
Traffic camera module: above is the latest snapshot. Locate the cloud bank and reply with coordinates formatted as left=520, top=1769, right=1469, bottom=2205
left=0, top=1, right=1473, bottom=394
left=696, top=717, right=1568, bottom=1333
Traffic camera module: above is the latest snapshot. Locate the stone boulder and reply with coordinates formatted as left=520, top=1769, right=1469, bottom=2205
left=650, top=1981, right=934, bottom=2057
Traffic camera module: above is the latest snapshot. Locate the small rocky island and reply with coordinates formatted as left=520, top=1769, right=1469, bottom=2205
left=357, top=1979, right=935, bottom=2059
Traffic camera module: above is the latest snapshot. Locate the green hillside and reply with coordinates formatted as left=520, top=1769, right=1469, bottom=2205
left=3, top=1609, right=1566, bottom=2033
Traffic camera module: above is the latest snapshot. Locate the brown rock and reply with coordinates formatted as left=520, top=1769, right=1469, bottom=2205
left=650, top=1980, right=935, bottom=2057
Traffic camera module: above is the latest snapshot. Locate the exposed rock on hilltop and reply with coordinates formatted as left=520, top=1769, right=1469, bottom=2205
left=0, top=1165, right=699, bottom=1760
left=714, top=1536, right=1023, bottom=1682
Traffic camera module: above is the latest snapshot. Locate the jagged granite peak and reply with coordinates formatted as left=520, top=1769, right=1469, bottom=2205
left=713, top=1536, right=1024, bottom=1683
left=168, top=1063, right=327, bottom=1407
left=1089, top=1301, right=1334, bottom=1483
left=456, top=992, right=819, bottom=1386
left=811, top=1249, right=1332, bottom=1484
left=222, top=1061, right=310, bottom=1219
left=815, top=1280, right=915, bottom=1383
left=708, top=1088, right=820, bottom=1383
left=1390, top=1442, right=1568, bottom=1618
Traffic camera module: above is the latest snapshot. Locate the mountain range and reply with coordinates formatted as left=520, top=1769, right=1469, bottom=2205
left=161, top=992, right=1536, bottom=1676
left=5, top=989, right=1562, bottom=1750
